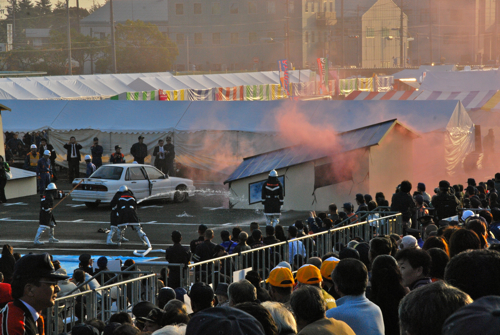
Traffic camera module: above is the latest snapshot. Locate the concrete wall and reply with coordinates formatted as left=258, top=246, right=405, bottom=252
left=5, top=177, right=37, bottom=199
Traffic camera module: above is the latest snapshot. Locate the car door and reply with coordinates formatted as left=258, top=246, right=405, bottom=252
left=125, top=166, right=150, bottom=199
left=144, top=166, right=171, bottom=198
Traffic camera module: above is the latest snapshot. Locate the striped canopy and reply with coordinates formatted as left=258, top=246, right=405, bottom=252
left=414, top=90, right=497, bottom=110
left=345, top=91, right=421, bottom=100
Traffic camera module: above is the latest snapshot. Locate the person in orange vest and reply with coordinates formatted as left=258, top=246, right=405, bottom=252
left=110, top=145, right=125, bottom=164
left=23, top=145, right=40, bottom=172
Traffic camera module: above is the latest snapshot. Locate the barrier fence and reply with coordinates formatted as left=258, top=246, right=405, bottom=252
left=45, top=212, right=402, bottom=334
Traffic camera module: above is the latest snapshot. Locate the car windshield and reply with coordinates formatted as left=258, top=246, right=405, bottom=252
left=91, top=166, right=123, bottom=180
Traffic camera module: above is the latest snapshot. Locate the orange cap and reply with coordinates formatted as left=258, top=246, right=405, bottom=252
left=320, top=257, right=340, bottom=280
left=266, top=267, right=295, bottom=287
left=296, top=264, right=322, bottom=284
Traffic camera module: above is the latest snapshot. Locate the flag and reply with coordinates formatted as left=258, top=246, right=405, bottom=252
left=317, top=58, right=329, bottom=93
left=277, top=59, right=290, bottom=96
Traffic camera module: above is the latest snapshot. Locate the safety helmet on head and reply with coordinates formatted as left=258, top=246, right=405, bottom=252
left=269, top=170, right=278, bottom=178
left=85, top=155, right=92, bottom=161
left=30, top=144, right=37, bottom=149
left=43, top=150, right=51, bottom=156
left=46, top=183, right=57, bottom=191
left=118, top=185, right=128, bottom=192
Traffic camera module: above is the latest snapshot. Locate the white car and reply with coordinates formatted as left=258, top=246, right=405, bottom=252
left=70, top=164, right=195, bottom=208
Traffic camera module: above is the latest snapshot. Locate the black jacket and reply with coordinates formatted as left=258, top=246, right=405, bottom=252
left=39, top=192, right=56, bottom=226
left=117, top=191, right=139, bottom=224
left=390, top=192, right=415, bottom=222
left=164, top=143, right=175, bottom=161
left=38, top=143, right=56, bottom=163
left=261, top=176, right=284, bottom=215
left=64, top=143, right=82, bottom=161
left=130, top=142, right=148, bottom=160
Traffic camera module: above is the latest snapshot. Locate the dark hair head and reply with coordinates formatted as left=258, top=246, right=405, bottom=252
left=265, top=225, right=275, bottom=236
left=250, top=222, right=259, bottom=230
left=109, top=312, right=133, bottom=325
left=441, top=227, right=460, bottom=243
left=375, top=192, right=385, bottom=201
left=171, top=230, right=181, bottom=244
left=328, top=203, right=337, bottom=212
left=232, top=227, right=242, bottom=240
left=398, top=281, right=472, bottom=335
left=427, top=248, right=449, bottom=280
left=367, top=200, right=377, bottom=211
left=445, top=249, right=500, bottom=299
left=274, top=225, right=286, bottom=241
left=85, top=319, right=106, bottom=333
left=234, top=302, right=278, bottom=335
left=449, top=229, right=481, bottom=258
left=204, top=229, right=214, bottom=240
left=466, top=219, right=488, bottom=249
left=162, top=300, right=190, bottom=326
left=228, top=279, right=257, bottom=305
left=189, top=282, right=214, bottom=309
left=252, top=229, right=262, bottom=241
left=220, top=230, right=230, bottom=241
left=238, top=231, right=248, bottom=243
left=113, top=323, right=140, bottom=335
left=332, top=259, right=368, bottom=296
left=288, top=225, right=297, bottom=238
left=395, top=248, right=431, bottom=276
left=245, top=270, right=262, bottom=287
left=290, top=286, right=326, bottom=324
left=369, top=237, right=392, bottom=263
left=401, top=180, right=412, bottom=193
left=1, top=245, right=13, bottom=256
left=422, top=236, right=449, bottom=255
left=339, top=247, right=360, bottom=260
left=370, top=255, right=406, bottom=306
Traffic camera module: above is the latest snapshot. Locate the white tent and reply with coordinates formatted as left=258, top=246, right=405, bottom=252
left=420, top=70, right=500, bottom=91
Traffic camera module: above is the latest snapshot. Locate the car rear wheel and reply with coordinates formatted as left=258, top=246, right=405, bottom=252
left=174, top=185, right=188, bottom=203
left=85, top=201, right=101, bottom=208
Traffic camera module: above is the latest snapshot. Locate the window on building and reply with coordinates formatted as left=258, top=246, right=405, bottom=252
left=305, top=2, right=308, bottom=12
left=268, top=1, right=276, bottom=14
left=175, top=3, right=183, bottom=15
left=420, top=8, right=429, bottom=23
left=382, top=27, right=389, bottom=37
left=176, top=33, right=184, bottom=44
left=231, top=32, right=239, bottom=44
left=323, top=2, right=327, bottom=12
left=212, top=2, right=221, bottom=14
left=249, top=32, right=257, bottom=43
left=305, top=31, right=309, bottom=43
left=312, top=2, right=316, bottom=12
left=213, top=32, right=221, bottom=44
left=330, top=2, right=333, bottom=12
left=230, top=3, right=238, bottom=14
left=195, top=33, right=202, bottom=44
left=366, top=27, right=374, bottom=38
left=249, top=2, right=257, bottom=14
left=311, top=31, right=315, bottom=43
left=194, top=3, right=202, bottom=14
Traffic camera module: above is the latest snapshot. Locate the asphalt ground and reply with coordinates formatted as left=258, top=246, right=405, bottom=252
left=0, top=176, right=309, bottom=258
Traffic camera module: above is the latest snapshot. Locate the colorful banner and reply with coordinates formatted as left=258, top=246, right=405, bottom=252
left=188, top=88, right=215, bottom=101
left=277, top=59, right=290, bottom=96
left=216, top=86, right=245, bottom=101
left=357, top=78, right=374, bottom=92
left=374, top=75, right=394, bottom=92
left=317, top=58, right=329, bottom=93
left=339, top=78, right=358, bottom=96
left=110, top=91, right=158, bottom=100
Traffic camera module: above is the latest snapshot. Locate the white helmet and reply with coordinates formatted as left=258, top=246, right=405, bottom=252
left=118, top=185, right=128, bottom=192
left=43, top=150, right=51, bottom=156
left=85, top=155, right=92, bottom=161
left=30, top=144, right=37, bottom=149
left=461, top=210, right=475, bottom=222
left=269, top=170, right=278, bottom=177
left=46, top=183, right=57, bottom=191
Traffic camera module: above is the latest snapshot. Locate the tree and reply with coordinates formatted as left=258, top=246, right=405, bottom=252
left=111, top=20, right=178, bottom=73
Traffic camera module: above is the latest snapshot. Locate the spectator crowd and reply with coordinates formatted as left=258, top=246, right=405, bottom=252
left=1, top=175, right=500, bottom=335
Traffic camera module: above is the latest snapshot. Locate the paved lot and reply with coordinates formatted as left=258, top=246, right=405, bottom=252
left=0, top=178, right=308, bottom=257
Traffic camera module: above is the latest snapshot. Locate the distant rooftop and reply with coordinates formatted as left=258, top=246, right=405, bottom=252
left=81, top=0, right=168, bottom=24
left=0, top=71, right=47, bottom=78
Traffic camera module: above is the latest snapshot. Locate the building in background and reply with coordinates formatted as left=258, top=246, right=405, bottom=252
left=25, top=29, right=51, bottom=48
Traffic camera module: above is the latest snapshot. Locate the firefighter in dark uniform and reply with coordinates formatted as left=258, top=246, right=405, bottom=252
left=24, top=144, right=40, bottom=172
left=261, top=169, right=284, bottom=227
left=115, top=185, right=150, bottom=247
left=107, top=185, right=134, bottom=245
left=36, top=150, right=52, bottom=195
left=164, top=136, right=176, bottom=176
left=34, top=183, right=59, bottom=245
left=130, top=136, right=148, bottom=164
left=90, top=137, right=104, bottom=168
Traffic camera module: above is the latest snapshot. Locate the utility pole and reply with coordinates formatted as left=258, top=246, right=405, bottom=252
left=76, top=0, right=80, bottom=33
left=67, top=0, right=72, bottom=75
left=12, top=0, right=15, bottom=47
left=186, top=35, right=189, bottom=71
left=90, top=27, right=94, bottom=74
left=110, top=0, right=117, bottom=73
left=400, top=0, right=404, bottom=67
left=429, top=0, right=432, bottom=63
left=285, top=0, right=290, bottom=61
left=341, top=0, right=344, bottom=67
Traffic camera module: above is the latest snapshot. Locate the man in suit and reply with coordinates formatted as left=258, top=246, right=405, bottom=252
left=63, top=136, right=82, bottom=183
left=0, top=253, right=69, bottom=335
left=153, top=139, right=167, bottom=173
left=130, top=136, right=148, bottom=164
left=164, top=136, right=175, bottom=176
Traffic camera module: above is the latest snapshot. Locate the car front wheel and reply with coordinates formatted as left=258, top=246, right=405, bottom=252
left=85, top=201, right=101, bottom=208
left=174, top=186, right=188, bottom=203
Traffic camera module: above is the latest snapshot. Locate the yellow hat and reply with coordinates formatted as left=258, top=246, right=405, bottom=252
left=320, top=257, right=340, bottom=280
left=296, top=264, right=322, bottom=284
left=265, top=266, right=295, bottom=287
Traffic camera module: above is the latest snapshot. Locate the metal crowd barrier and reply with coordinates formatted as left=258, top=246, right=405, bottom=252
left=46, top=273, right=157, bottom=335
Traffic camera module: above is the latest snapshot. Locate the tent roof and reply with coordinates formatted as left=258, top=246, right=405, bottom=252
left=345, top=91, right=421, bottom=100
left=225, top=120, right=417, bottom=183
left=1, top=100, right=467, bottom=135
left=420, top=70, right=500, bottom=91
left=414, top=90, right=497, bottom=110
